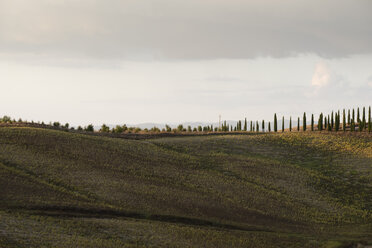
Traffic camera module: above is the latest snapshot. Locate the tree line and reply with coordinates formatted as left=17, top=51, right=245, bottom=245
left=0, top=106, right=371, bottom=134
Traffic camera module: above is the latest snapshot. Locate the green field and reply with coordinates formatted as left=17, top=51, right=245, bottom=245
left=0, top=127, right=371, bottom=247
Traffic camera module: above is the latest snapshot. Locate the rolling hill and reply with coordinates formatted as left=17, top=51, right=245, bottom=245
left=0, top=127, right=371, bottom=247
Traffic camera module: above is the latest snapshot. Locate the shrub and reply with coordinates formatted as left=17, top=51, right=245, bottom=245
left=112, top=125, right=124, bottom=133
left=177, top=125, right=184, bottom=132
left=100, top=124, right=110, bottom=132
left=85, top=124, right=94, bottom=132
left=1, top=116, right=11, bottom=123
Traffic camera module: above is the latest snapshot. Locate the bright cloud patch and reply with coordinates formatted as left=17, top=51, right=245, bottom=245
left=311, top=62, right=331, bottom=88
left=368, top=76, right=372, bottom=88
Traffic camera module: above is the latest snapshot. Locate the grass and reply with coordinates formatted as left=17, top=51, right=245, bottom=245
left=0, top=127, right=371, bottom=247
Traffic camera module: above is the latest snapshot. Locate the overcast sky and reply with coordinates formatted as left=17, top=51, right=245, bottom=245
left=0, top=0, right=371, bottom=126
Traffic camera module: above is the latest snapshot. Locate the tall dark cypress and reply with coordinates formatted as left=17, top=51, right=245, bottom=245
left=363, top=107, right=366, bottom=130
left=331, top=111, right=334, bottom=129
left=244, top=118, right=247, bottom=131
left=348, top=109, right=350, bottom=125
left=289, top=116, right=292, bottom=132
left=368, top=106, right=371, bottom=133
left=282, top=116, right=284, bottom=132
left=328, top=117, right=331, bottom=131
left=325, top=116, right=327, bottom=130
left=303, top=112, right=306, bottom=131
left=317, top=115, right=320, bottom=131
left=318, top=113, right=323, bottom=131
left=326, top=115, right=330, bottom=130
left=343, top=109, right=346, bottom=132
left=297, top=117, right=300, bottom=132
left=250, top=121, right=253, bottom=132
left=311, top=114, right=314, bottom=131
left=274, top=114, right=278, bottom=132
left=262, top=120, right=265, bottom=132
left=335, top=112, right=339, bottom=132
left=268, top=122, right=271, bottom=132
left=352, top=108, right=355, bottom=122
left=256, top=121, right=259, bottom=132
left=357, top=107, right=360, bottom=122
left=359, top=118, right=363, bottom=132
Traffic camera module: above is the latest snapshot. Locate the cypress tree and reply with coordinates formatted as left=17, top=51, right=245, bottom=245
left=334, top=112, right=338, bottom=131
left=363, top=107, right=366, bottom=130
left=324, top=116, right=327, bottom=130
left=303, top=112, right=306, bottom=131
left=274, top=114, right=278, bottom=132
left=352, top=108, right=355, bottom=122
left=368, top=106, right=371, bottom=133
left=289, top=116, right=292, bottom=132
left=343, top=109, right=346, bottom=132
left=282, top=116, right=285, bottom=132
left=331, top=111, right=334, bottom=129
left=328, top=117, right=331, bottom=131
left=318, top=113, right=323, bottom=131
left=359, top=118, right=363, bottom=132
left=256, top=121, right=259, bottom=132
left=268, top=122, right=271, bottom=132
left=250, top=121, right=253, bottom=132
left=297, top=117, right=300, bottom=132
left=244, top=118, right=247, bottom=131
left=311, top=114, right=314, bottom=131
left=317, top=115, right=320, bottom=131
left=328, top=115, right=331, bottom=130
left=347, top=109, right=350, bottom=125
left=357, top=107, right=360, bottom=122
left=262, top=120, right=265, bottom=132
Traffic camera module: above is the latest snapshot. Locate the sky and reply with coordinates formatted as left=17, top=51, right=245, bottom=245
left=0, top=0, right=371, bottom=126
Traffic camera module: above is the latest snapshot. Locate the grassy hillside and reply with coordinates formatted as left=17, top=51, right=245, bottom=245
left=0, top=127, right=371, bottom=247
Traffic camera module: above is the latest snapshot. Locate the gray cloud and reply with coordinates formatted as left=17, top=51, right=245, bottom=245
left=1, top=0, right=371, bottom=60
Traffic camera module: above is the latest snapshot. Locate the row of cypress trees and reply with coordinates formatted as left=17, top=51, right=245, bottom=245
left=220, top=106, right=371, bottom=133
left=3, top=106, right=369, bottom=134
left=270, top=106, right=371, bottom=132
left=98, top=106, right=371, bottom=133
